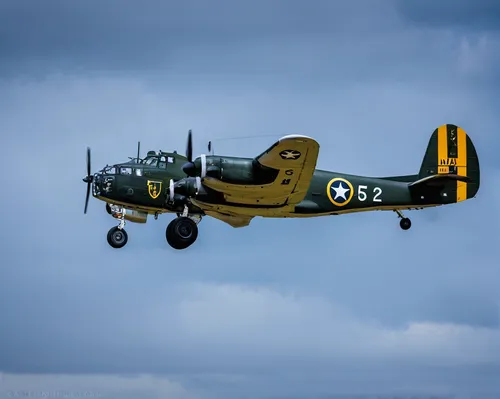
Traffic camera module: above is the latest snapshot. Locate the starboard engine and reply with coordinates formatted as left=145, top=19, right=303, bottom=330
left=182, top=155, right=279, bottom=185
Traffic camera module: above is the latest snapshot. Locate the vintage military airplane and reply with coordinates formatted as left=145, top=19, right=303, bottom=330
left=82, top=124, right=480, bottom=250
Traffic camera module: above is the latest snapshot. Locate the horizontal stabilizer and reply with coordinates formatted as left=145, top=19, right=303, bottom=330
left=409, top=173, right=471, bottom=189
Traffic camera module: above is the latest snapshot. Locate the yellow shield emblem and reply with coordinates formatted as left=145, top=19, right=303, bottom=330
left=147, top=180, right=162, bottom=199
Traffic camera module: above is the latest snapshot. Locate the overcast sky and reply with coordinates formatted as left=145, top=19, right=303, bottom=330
left=1, top=0, right=499, bottom=398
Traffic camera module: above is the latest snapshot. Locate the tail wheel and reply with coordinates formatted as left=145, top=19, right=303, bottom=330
left=400, top=217, right=411, bottom=230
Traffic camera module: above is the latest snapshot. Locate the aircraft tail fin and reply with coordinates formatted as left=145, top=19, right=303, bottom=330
left=416, top=124, right=480, bottom=202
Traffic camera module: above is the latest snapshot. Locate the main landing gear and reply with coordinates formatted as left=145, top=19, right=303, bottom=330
left=394, top=210, right=411, bottom=231
left=166, top=206, right=202, bottom=250
left=105, top=204, right=202, bottom=250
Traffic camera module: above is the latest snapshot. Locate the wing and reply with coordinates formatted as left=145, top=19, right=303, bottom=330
left=255, top=134, right=319, bottom=202
left=203, top=211, right=253, bottom=228
left=200, top=134, right=320, bottom=206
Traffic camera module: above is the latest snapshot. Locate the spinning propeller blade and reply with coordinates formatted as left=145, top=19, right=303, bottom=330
left=85, top=179, right=91, bottom=214
left=87, top=146, right=91, bottom=177
left=83, top=146, right=93, bottom=214
left=182, top=129, right=197, bottom=176
left=186, top=129, right=193, bottom=162
left=181, top=129, right=207, bottom=178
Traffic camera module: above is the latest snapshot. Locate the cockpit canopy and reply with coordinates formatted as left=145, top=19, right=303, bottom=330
left=142, top=152, right=176, bottom=168
left=100, top=151, right=177, bottom=175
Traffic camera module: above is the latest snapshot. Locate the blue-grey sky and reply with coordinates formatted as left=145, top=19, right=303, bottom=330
left=1, top=1, right=499, bottom=398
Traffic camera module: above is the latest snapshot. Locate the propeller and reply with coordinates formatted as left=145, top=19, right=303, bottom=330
left=182, top=129, right=197, bottom=176
left=82, top=147, right=93, bottom=214
left=181, top=129, right=207, bottom=177
left=186, top=129, right=193, bottom=162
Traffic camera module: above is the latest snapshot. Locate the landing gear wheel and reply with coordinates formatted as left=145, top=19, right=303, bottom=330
left=107, top=226, right=128, bottom=248
left=400, top=217, right=411, bottom=230
left=166, top=217, right=198, bottom=250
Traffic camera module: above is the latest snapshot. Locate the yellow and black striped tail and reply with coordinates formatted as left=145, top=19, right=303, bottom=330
left=418, top=124, right=480, bottom=202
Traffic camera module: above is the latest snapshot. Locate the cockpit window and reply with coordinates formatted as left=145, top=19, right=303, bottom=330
left=120, top=167, right=132, bottom=175
left=144, top=157, right=158, bottom=166
left=158, top=156, right=167, bottom=168
left=142, top=155, right=174, bottom=168
left=103, top=166, right=116, bottom=174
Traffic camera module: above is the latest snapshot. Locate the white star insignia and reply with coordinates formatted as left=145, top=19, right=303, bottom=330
left=331, top=181, right=350, bottom=201
left=280, top=150, right=300, bottom=159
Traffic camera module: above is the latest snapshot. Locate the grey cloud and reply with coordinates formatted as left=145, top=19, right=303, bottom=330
left=0, top=373, right=197, bottom=399
left=1, top=369, right=499, bottom=399
left=395, top=0, right=500, bottom=31
left=8, top=0, right=500, bottom=90
left=0, top=0, right=394, bottom=75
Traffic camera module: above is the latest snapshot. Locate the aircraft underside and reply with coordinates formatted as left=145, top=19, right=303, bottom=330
left=100, top=196, right=428, bottom=250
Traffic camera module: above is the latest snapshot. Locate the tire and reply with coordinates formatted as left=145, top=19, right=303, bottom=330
left=166, top=217, right=198, bottom=250
left=400, top=217, right=411, bottom=230
left=107, top=226, right=128, bottom=248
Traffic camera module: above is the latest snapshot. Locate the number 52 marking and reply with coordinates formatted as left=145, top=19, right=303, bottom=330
left=358, top=185, right=382, bottom=202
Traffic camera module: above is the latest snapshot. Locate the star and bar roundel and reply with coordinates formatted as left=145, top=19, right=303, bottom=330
left=279, top=149, right=301, bottom=160
left=326, top=177, right=354, bottom=206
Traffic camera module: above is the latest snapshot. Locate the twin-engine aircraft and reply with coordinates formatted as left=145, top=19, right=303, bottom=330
left=82, top=124, right=480, bottom=250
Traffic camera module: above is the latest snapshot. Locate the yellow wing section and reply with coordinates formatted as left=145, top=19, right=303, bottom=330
left=200, top=134, right=320, bottom=206
left=203, top=211, right=254, bottom=228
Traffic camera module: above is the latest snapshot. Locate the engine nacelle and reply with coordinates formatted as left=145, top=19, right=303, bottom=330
left=184, top=155, right=278, bottom=185
left=170, top=176, right=205, bottom=197
left=166, top=177, right=208, bottom=206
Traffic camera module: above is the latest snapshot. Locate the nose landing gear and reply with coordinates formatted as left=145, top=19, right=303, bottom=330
left=107, top=226, right=128, bottom=248
left=106, top=204, right=128, bottom=248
